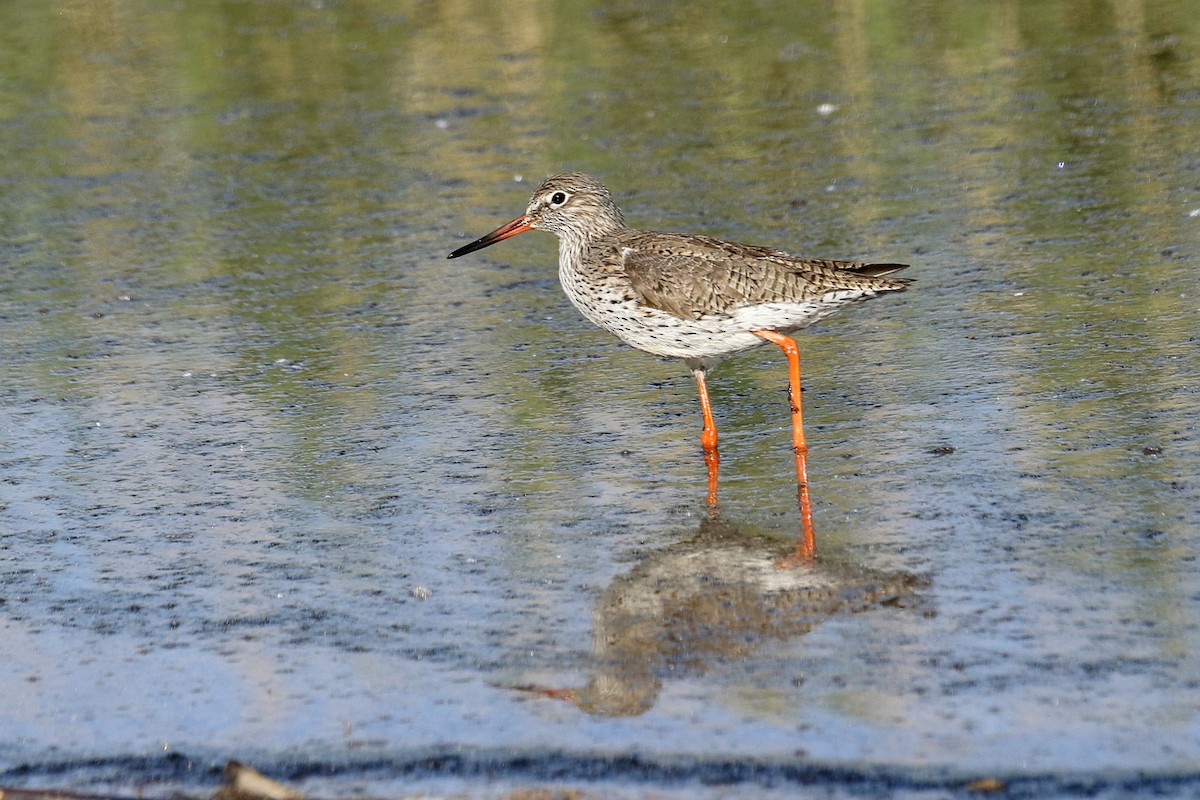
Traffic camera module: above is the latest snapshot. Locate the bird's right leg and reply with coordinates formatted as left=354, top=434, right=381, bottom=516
left=693, top=368, right=720, bottom=508
left=753, top=329, right=815, bottom=562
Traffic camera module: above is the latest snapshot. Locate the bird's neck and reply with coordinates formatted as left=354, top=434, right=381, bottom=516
left=557, top=234, right=590, bottom=276
left=556, top=214, right=625, bottom=267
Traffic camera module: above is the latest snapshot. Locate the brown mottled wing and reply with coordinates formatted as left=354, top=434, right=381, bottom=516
left=619, top=232, right=910, bottom=321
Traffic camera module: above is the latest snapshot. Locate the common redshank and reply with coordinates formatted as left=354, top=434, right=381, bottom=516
left=448, top=172, right=909, bottom=557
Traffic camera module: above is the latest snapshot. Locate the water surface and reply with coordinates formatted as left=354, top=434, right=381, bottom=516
left=2, top=1, right=1199, bottom=797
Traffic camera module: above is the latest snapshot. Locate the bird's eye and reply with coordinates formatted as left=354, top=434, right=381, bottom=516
left=550, top=191, right=568, bottom=206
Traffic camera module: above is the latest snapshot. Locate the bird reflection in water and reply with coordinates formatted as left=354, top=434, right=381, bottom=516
left=515, top=513, right=927, bottom=717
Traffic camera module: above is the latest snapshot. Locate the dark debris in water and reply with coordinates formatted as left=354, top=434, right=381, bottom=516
left=4, top=752, right=1200, bottom=800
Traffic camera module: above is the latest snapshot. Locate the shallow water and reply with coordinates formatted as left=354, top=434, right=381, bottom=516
left=2, top=1, right=1199, bottom=797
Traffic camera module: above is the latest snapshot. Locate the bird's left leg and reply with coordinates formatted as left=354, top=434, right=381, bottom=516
left=693, top=367, right=720, bottom=508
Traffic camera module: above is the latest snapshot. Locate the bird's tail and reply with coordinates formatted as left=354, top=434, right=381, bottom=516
left=849, top=262, right=910, bottom=278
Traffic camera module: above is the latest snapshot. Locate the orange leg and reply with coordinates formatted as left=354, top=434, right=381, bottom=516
left=693, top=368, right=720, bottom=508
left=753, top=330, right=815, bottom=560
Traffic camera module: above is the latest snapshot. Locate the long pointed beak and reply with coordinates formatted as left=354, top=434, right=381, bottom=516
left=447, top=216, right=534, bottom=259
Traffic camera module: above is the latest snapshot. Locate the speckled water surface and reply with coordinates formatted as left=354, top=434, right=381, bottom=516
left=2, top=1, right=1199, bottom=798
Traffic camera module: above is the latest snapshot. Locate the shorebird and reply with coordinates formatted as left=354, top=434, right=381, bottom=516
left=448, top=172, right=909, bottom=557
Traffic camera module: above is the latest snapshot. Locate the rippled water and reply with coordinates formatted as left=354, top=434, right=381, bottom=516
left=2, top=1, right=1199, bottom=797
